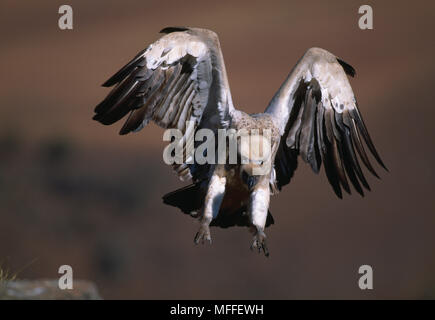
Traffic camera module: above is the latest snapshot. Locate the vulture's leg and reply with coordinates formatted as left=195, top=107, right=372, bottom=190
left=248, top=179, right=270, bottom=256
left=194, top=166, right=226, bottom=244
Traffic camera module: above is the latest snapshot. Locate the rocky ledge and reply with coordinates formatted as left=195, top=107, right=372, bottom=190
left=0, top=280, right=102, bottom=300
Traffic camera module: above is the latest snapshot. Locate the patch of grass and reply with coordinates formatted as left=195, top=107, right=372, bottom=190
left=0, top=258, right=38, bottom=284
left=0, top=265, right=18, bottom=283
left=0, top=264, right=18, bottom=297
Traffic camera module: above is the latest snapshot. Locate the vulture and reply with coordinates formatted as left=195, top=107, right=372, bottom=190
left=93, top=27, right=387, bottom=256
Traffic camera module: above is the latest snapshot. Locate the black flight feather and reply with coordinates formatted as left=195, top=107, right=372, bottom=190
left=336, top=58, right=356, bottom=77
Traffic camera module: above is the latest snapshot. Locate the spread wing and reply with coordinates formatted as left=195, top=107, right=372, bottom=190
left=266, top=48, right=387, bottom=198
left=93, top=27, right=235, bottom=181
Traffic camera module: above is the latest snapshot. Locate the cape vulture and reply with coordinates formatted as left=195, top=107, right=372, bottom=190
left=93, top=27, right=387, bottom=256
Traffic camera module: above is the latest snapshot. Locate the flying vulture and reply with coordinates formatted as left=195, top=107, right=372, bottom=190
left=93, top=27, right=387, bottom=256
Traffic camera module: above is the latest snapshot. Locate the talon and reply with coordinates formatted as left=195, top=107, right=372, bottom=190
left=194, top=224, right=212, bottom=245
left=250, top=230, right=269, bottom=257
left=263, top=242, right=269, bottom=257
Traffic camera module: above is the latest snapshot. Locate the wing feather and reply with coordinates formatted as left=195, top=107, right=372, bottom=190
left=93, top=27, right=235, bottom=181
left=267, top=47, right=386, bottom=197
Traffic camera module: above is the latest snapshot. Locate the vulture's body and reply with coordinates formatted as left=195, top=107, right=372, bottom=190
left=93, top=27, right=386, bottom=256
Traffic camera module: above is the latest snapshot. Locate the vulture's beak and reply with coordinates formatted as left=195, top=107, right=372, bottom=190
left=241, top=169, right=259, bottom=190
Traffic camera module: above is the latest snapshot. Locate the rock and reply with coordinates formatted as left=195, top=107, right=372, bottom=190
left=0, top=280, right=102, bottom=300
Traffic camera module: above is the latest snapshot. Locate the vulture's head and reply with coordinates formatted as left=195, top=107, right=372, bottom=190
left=238, top=134, right=272, bottom=189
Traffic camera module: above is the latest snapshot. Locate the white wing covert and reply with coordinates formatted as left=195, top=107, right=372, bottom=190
left=93, top=27, right=235, bottom=180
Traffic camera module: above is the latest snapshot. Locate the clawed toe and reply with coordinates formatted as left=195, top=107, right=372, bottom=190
left=194, top=224, right=212, bottom=245
left=250, top=231, right=269, bottom=257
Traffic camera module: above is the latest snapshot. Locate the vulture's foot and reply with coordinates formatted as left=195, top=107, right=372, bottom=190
left=250, top=229, right=269, bottom=257
left=194, top=223, right=212, bottom=245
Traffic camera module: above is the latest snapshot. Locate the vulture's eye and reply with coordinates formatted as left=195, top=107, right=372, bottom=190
left=240, top=156, right=249, bottom=164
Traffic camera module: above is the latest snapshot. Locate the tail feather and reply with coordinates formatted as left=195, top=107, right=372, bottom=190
left=210, top=207, right=274, bottom=229
left=162, top=184, right=274, bottom=229
left=162, top=183, right=204, bottom=215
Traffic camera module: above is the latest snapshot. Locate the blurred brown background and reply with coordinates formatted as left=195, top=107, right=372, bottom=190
left=0, top=0, right=434, bottom=299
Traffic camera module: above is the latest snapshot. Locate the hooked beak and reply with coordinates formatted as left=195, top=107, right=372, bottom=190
left=241, top=170, right=259, bottom=190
